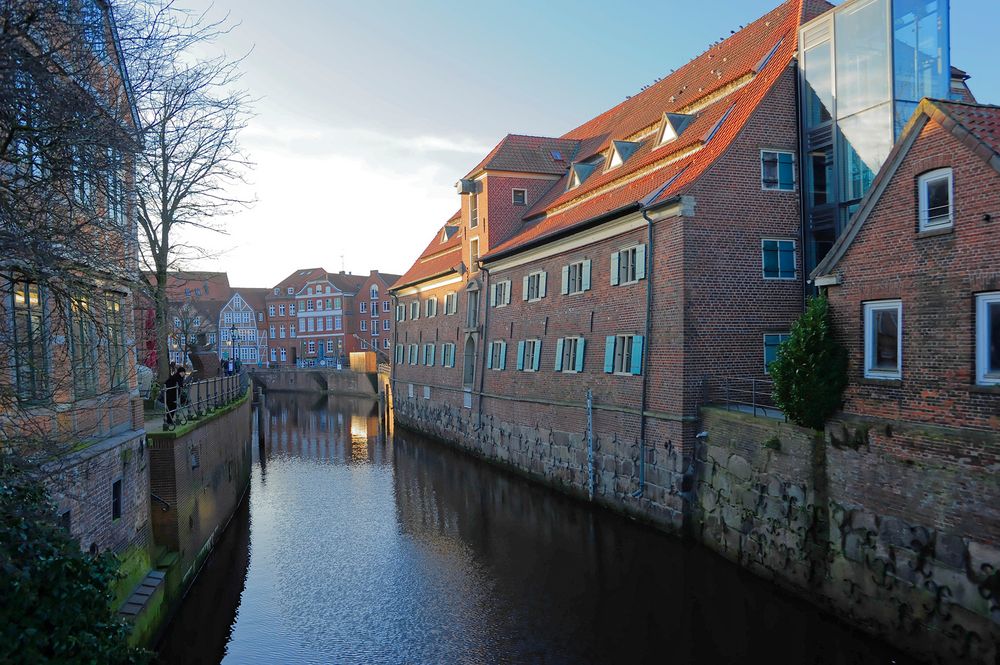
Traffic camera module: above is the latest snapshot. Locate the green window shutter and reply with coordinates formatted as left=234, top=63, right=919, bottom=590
left=636, top=244, right=647, bottom=279
left=604, top=336, right=616, bottom=373
left=554, top=338, right=564, bottom=371
left=539, top=272, right=547, bottom=298
left=630, top=335, right=644, bottom=375
left=610, top=252, right=620, bottom=286
left=517, top=341, right=525, bottom=370
left=522, top=275, right=529, bottom=301
left=487, top=343, right=494, bottom=369
left=490, top=283, right=497, bottom=307
left=582, top=259, right=592, bottom=291
left=505, top=283, right=511, bottom=305
left=561, top=266, right=569, bottom=295
left=574, top=338, right=586, bottom=372
left=499, top=342, right=507, bottom=370
left=532, top=340, right=542, bottom=370
left=429, top=345, right=435, bottom=367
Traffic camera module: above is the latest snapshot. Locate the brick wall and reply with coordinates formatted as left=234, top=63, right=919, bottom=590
left=147, top=392, right=252, bottom=575
left=826, top=118, right=1000, bottom=466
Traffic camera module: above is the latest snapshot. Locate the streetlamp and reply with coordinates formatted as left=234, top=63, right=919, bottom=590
left=229, top=323, right=238, bottom=365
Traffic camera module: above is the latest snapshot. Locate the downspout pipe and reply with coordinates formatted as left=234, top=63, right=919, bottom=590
left=476, top=265, right=491, bottom=428
left=632, top=208, right=656, bottom=499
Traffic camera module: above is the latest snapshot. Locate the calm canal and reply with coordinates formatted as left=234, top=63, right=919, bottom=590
left=156, top=393, right=915, bottom=665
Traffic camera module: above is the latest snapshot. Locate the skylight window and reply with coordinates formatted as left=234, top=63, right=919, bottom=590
left=657, top=113, right=694, bottom=148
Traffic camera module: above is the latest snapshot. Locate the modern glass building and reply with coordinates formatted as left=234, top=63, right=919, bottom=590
left=799, top=0, right=950, bottom=272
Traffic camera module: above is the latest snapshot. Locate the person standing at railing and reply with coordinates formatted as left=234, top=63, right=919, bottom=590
left=164, top=365, right=187, bottom=425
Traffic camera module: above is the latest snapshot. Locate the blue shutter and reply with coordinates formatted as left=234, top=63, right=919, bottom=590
left=555, top=338, right=564, bottom=371
left=636, top=244, right=647, bottom=280
left=604, top=336, right=616, bottom=373
left=522, top=276, right=530, bottom=301
left=429, top=345, right=435, bottom=366
left=582, top=259, right=592, bottom=291
left=487, top=343, right=494, bottom=369
left=575, top=338, right=586, bottom=372
left=539, top=271, right=547, bottom=298
left=610, top=253, right=620, bottom=286
left=561, top=266, right=569, bottom=295
left=532, top=340, right=542, bottom=370
left=490, top=283, right=497, bottom=307
left=499, top=342, right=507, bottom=370
left=517, top=340, right=525, bottom=370
left=630, top=335, right=644, bottom=375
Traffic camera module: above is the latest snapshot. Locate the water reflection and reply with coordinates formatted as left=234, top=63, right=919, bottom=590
left=157, top=394, right=915, bottom=665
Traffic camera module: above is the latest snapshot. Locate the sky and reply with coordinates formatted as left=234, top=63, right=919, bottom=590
left=175, top=0, right=1000, bottom=288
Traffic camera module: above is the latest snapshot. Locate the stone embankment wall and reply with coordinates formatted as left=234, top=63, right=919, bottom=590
left=393, top=394, right=691, bottom=533
left=251, top=368, right=376, bottom=396
left=394, top=397, right=1000, bottom=664
left=694, top=407, right=999, bottom=665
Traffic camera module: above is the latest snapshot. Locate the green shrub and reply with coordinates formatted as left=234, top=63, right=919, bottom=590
left=770, top=295, right=848, bottom=431
left=0, top=462, right=147, bottom=664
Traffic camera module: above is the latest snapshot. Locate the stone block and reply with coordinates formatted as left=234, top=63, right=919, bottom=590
left=967, top=540, right=1000, bottom=583
left=728, top=454, right=752, bottom=482
left=934, top=533, right=967, bottom=570
left=722, top=505, right=743, bottom=530
left=879, top=515, right=911, bottom=550
left=843, top=531, right=865, bottom=562
left=766, top=477, right=783, bottom=497
left=711, top=470, right=731, bottom=493
left=849, top=509, right=878, bottom=535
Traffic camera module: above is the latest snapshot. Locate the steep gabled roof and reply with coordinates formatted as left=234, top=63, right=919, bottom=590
left=327, top=272, right=367, bottom=294
left=392, top=212, right=464, bottom=290
left=486, top=0, right=817, bottom=259
left=812, top=99, right=1000, bottom=280
left=229, top=287, right=269, bottom=314
left=145, top=271, right=232, bottom=301
left=465, top=135, right=580, bottom=178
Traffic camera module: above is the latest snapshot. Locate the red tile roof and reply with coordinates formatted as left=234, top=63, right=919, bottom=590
left=230, top=287, right=269, bottom=314
left=465, top=135, right=580, bottom=178
left=268, top=268, right=328, bottom=298
left=392, top=212, right=463, bottom=289
left=144, top=271, right=231, bottom=301
left=934, top=100, right=1000, bottom=157
left=397, top=0, right=833, bottom=284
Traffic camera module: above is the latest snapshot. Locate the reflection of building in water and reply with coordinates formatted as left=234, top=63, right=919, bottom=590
left=263, top=392, right=385, bottom=464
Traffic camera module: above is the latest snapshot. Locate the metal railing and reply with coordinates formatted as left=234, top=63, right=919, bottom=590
left=155, top=371, right=247, bottom=431
left=711, top=377, right=786, bottom=421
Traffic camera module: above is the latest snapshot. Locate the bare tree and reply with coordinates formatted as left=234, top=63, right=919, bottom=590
left=117, top=1, right=253, bottom=381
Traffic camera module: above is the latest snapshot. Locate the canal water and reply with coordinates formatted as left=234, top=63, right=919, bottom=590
left=156, top=393, right=915, bottom=665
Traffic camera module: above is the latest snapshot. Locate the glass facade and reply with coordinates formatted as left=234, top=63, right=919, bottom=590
left=799, top=0, right=949, bottom=274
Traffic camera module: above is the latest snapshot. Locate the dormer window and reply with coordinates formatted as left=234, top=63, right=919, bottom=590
left=656, top=113, right=694, bottom=148
left=607, top=141, right=641, bottom=171
left=567, top=160, right=601, bottom=191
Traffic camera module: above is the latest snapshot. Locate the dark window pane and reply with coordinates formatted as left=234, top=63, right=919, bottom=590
left=925, top=176, right=950, bottom=221
left=872, top=308, right=899, bottom=370
left=989, top=302, right=999, bottom=373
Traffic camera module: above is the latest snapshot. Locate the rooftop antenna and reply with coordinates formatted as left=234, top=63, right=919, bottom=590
left=340, top=254, right=345, bottom=273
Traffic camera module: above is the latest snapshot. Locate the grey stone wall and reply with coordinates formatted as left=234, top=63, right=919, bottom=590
left=696, top=407, right=1000, bottom=665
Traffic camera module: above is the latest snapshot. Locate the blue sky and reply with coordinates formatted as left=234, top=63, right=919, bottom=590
left=178, top=0, right=999, bottom=286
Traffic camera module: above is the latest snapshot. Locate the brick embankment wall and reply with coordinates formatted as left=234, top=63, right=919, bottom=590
left=695, top=407, right=999, bottom=665
left=393, top=390, right=691, bottom=532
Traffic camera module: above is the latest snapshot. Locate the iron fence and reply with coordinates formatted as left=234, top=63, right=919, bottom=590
left=709, top=377, right=786, bottom=421
left=155, top=371, right=247, bottom=431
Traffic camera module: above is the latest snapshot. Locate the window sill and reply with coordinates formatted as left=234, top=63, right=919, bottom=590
left=916, top=226, right=953, bottom=239
left=763, top=276, right=798, bottom=281
left=970, top=383, right=1000, bottom=395
left=859, top=376, right=902, bottom=386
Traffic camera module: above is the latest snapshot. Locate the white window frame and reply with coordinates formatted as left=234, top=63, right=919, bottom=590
left=512, top=188, right=527, bottom=206
left=491, top=280, right=511, bottom=308
left=278, top=305, right=285, bottom=316
left=557, top=336, right=584, bottom=373
left=425, top=297, right=438, bottom=317
left=562, top=260, right=591, bottom=295
left=976, top=292, right=1000, bottom=386
left=863, top=300, right=903, bottom=380
left=612, top=334, right=635, bottom=375
left=760, top=149, right=796, bottom=191
left=523, top=271, right=547, bottom=302
left=410, top=301, right=420, bottom=320
left=918, top=167, right=953, bottom=231
left=611, top=245, right=646, bottom=286
left=487, top=340, right=507, bottom=370
left=761, top=238, right=797, bottom=281
left=444, top=292, right=457, bottom=315
left=396, top=304, right=406, bottom=321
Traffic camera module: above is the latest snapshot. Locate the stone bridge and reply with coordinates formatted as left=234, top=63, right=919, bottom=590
left=249, top=367, right=377, bottom=396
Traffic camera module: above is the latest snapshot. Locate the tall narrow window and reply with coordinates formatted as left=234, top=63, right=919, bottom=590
left=105, top=294, right=127, bottom=391
left=467, top=289, right=480, bottom=328
left=9, top=278, right=47, bottom=400
left=70, top=296, right=98, bottom=398
left=763, top=333, right=791, bottom=374
left=864, top=300, right=902, bottom=379
left=603, top=335, right=644, bottom=375
left=470, top=238, right=480, bottom=271
left=111, top=479, right=122, bottom=520
left=976, top=292, right=1000, bottom=386
left=470, top=192, right=479, bottom=227
left=918, top=168, right=953, bottom=231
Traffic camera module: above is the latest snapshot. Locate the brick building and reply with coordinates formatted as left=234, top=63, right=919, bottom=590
left=357, top=270, right=400, bottom=359
left=392, top=0, right=833, bottom=526
left=265, top=268, right=324, bottom=366
left=1, top=0, right=149, bottom=555
left=812, top=97, right=1000, bottom=496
